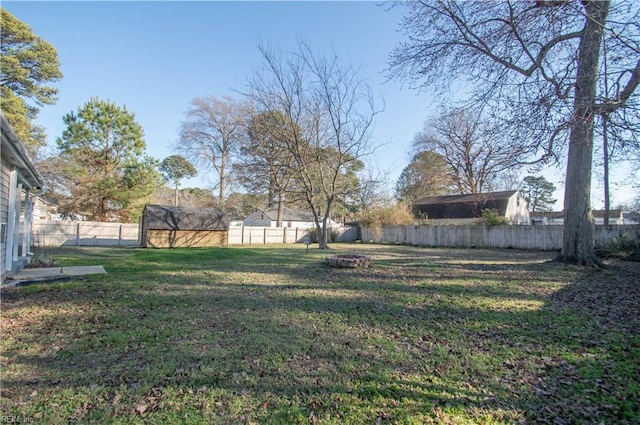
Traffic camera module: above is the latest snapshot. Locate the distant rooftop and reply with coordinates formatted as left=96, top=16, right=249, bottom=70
left=413, top=191, right=520, bottom=219
left=256, top=206, right=316, bottom=222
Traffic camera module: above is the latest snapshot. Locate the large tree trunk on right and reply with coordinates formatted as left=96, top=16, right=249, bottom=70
left=560, top=1, right=609, bottom=265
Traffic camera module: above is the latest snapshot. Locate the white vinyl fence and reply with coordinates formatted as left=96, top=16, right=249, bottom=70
left=227, top=225, right=359, bottom=245
left=27, top=220, right=639, bottom=251
left=28, top=221, right=359, bottom=247
left=31, top=221, right=140, bottom=247
left=361, top=224, right=640, bottom=251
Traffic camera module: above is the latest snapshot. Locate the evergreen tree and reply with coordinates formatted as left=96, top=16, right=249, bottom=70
left=55, top=98, right=160, bottom=221
left=1, top=10, right=62, bottom=156
left=521, top=175, right=557, bottom=212
left=160, top=155, right=197, bottom=206
left=395, top=151, right=454, bottom=202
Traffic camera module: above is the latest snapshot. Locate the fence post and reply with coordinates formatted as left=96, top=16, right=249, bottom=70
left=76, top=222, right=81, bottom=246
left=264, top=227, right=267, bottom=244
left=241, top=225, right=245, bottom=245
left=295, top=227, right=299, bottom=243
left=119, top=224, right=123, bottom=246
left=283, top=226, right=287, bottom=244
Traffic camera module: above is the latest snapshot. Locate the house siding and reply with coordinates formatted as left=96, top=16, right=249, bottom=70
left=2, top=113, right=45, bottom=281
left=1, top=156, right=10, bottom=281
left=505, top=194, right=530, bottom=225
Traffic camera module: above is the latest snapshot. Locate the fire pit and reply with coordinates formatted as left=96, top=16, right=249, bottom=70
left=325, top=254, right=371, bottom=268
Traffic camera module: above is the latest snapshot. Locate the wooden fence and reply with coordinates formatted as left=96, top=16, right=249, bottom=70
left=27, top=220, right=639, bottom=251
left=361, top=224, right=640, bottom=250
left=29, top=221, right=359, bottom=247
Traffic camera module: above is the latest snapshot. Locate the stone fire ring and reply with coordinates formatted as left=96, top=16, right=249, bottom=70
left=325, top=254, right=372, bottom=268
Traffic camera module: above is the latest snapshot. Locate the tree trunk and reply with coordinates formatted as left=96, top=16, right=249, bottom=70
left=317, top=219, right=328, bottom=250
left=268, top=179, right=277, bottom=208
left=560, top=1, right=609, bottom=265
left=219, top=154, right=226, bottom=209
left=174, top=183, right=179, bottom=207
left=317, top=199, right=334, bottom=250
left=276, top=193, right=285, bottom=227
left=603, top=114, right=610, bottom=226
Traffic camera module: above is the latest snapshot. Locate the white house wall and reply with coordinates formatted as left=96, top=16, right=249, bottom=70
left=505, top=193, right=530, bottom=225
left=243, top=211, right=321, bottom=228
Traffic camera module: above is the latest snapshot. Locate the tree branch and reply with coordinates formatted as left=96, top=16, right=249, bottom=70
left=595, top=59, right=640, bottom=114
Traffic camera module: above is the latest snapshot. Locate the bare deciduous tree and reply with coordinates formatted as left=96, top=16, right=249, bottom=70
left=390, top=0, right=640, bottom=265
left=414, top=108, right=520, bottom=195
left=178, top=96, right=249, bottom=209
left=246, top=42, right=381, bottom=248
left=235, top=110, right=298, bottom=226
left=354, top=165, right=393, bottom=214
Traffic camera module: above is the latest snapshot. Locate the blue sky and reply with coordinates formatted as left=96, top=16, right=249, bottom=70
left=4, top=1, right=637, bottom=208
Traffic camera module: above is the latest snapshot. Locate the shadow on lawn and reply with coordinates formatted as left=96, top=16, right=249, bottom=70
left=1, top=247, right=638, bottom=423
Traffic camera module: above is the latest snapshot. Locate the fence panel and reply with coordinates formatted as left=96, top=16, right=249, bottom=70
left=30, top=222, right=355, bottom=247
left=32, top=221, right=639, bottom=251
left=362, top=224, right=638, bottom=250
left=227, top=226, right=316, bottom=245
left=31, top=221, right=139, bottom=247
left=31, top=221, right=78, bottom=247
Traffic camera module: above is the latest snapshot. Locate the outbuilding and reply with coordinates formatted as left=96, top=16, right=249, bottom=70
left=412, top=190, right=530, bottom=225
left=140, top=205, right=229, bottom=248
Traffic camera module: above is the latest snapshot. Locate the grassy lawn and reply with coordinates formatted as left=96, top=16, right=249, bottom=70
left=1, top=244, right=639, bottom=424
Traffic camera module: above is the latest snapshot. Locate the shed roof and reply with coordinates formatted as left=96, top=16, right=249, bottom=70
left=413, top=191, right=519, bottom=219
left=143, top=205, right=229, bottom=230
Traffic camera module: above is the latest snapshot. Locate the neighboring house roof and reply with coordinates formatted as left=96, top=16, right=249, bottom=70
left=1, top=112, right=44, bottom=190
left=413, top=191, right=519, bottom=219
left=529, top=211, right=564, bottom=220
left=252, top=206, right=316, bottom=223
left=143, top=205, right=229, bottom=230
left=592, top=209, right=623, bottom=219
left=530, top=210, right=623, bottom=220
left=623, top=211, right=640, bottom=224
